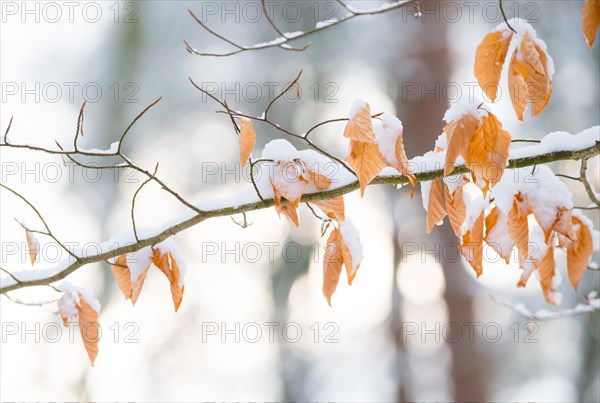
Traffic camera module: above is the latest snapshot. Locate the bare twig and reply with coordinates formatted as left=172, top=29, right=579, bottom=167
left=580, top=158, right=600, bottom=207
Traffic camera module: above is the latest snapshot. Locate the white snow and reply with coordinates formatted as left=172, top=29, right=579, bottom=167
left=348, top=98, right=367, bottom=119
left=315, top=20, right=337, bottom=29
left=339, top=219, right=363, bottom=278
left=80, top=141, right=119, bottom=154
left=57, top=281, right=101, bottom=313
left=443, top=97, right=488, bottom=123
left=373, top=113, right=403, bottom=167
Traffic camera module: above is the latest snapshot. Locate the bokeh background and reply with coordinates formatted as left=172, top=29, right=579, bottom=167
left=1, top=0, right=599, bottom=401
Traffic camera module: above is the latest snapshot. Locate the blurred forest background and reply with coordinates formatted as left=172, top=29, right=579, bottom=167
left=1, top=0, right=599, bottom=401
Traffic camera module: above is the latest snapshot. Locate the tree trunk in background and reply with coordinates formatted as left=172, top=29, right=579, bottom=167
left=392, top=1, right=488, bottom=401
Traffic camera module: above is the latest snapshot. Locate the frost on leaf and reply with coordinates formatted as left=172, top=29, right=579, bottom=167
left=582, top=0, right=600, bottom=50
left=57, top=287, right=100, bottom=366
left=239, top=118, right=256, bottom=167
left=474, top=27, right=513, bottom=101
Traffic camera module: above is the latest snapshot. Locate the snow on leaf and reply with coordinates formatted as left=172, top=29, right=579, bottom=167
left=239, top=118, right=256, bottom=167
left=338, top=219, right=363, bottom=285
left=322, top=228, right=344, bottom=305
left=444, top=106, right=510, bottom=188
left=484, top=207, right=513, bottom=263
left=508, top=30, right=553, bottom=120
left=444, top=178, right=466, bottom=236
left=583, top=0, right=600, bottom=50
left=344, top=102, right=378, bottom=143
left=343, top=101, right=386, bottom=196
left=373, top=114, right=416, bottom=186
left=460, top=211, right=485, bottom=277
left=57, top=289, right=100, bottom=366
left=474, top=28, right=513, bottom=101
left=24, top=228, right=39, bottom=266
left=110, top=253, right=151, bottom=305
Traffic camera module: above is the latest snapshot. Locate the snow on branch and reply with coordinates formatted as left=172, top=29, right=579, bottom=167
left=183, top=0, right=420, bottom=57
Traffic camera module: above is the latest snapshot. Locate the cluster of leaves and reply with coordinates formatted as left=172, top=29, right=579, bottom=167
left=8, top=5, right=600, bottom=366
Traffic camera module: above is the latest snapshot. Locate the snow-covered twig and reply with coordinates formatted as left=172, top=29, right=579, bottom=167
left=183, top=0, right=419, bottom=57
left=491, top=291, right=600, bottom=321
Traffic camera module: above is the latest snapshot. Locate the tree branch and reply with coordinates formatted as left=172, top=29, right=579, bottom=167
left=2, top=140, right=598, bottom=294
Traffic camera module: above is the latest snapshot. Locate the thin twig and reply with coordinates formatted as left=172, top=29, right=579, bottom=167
left=184, top=0, right=419, bottom=57
left=580, top=158, right=600, bottom=207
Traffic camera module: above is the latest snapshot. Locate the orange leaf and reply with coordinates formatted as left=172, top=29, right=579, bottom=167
left=239, top=119, right=256, bottom=167
left=111, top=255, right=132, bottom=299
left=58, top=290, right=100, bottom=366
left=394, top=127, right=416, bottom=187
left=445, top=182, right=466, bottom=236
left=322, top=228, right=344, bottom=305
left=475, top=29, right=513, bottom=101
left=307, top=169, right=332, bottom=190
left=565, top=216, right=594, bottom=291
left=426, top=178, right=447, bottom=233
left=153, top=249, right=185, bottom=312
left=508, top=31, right=553, bottom=120
left=508, top=194, right=530, bottom=262
left=537, top=242, right=558, bottom=305
left=24, top=229, right=39, bottom=266
left=345, top=139, right=386, bottom=196
left=469, top=113, right=511, bottom=186
left=443, top=113, right=481, bottom=177
left=111, top=254, right=151, bottom=305
left=312, top=196, right=345, bottom=221
left=583, top=0, right=600, bottom=50
left=77, top=293, right=100, bottom=366
left=344, top=103, right=377, bottom=143
left=461, top=211, right=485, bottom=277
